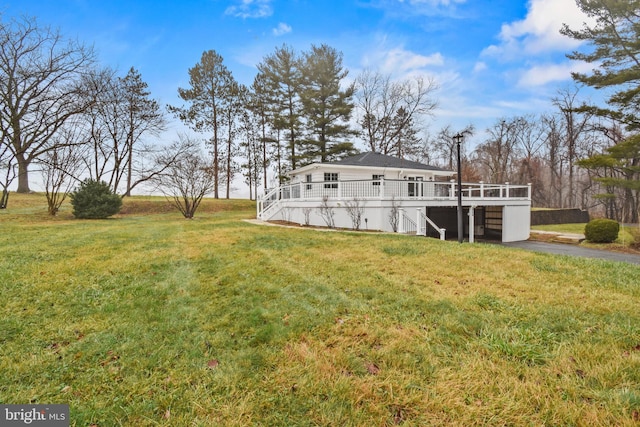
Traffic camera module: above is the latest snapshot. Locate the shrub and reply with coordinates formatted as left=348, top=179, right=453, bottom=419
left=630, top=227, right=640, bottom=250
left=70, top=179, right=122, bottom=219
left=584, top=218, right=619, bottom=243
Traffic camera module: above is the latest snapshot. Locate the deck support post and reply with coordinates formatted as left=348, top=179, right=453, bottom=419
left=468, top=206, right=475, bottom=243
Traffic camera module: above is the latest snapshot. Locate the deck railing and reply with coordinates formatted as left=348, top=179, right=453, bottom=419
left=397, top=208, right=417, bottom=234
left=262, top=179, right=529, bottom=202
left=257, top=178, right=531, bottom=219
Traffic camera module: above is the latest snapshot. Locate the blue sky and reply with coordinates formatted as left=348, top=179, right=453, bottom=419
left=3, top=0, right=594, bottom=152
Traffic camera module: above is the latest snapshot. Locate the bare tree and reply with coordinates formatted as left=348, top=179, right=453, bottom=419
left=354, top=69, right=438, bottom=156
left=552, top=88, right=593, bottom=208
left=344, top=198, right=365, bottom=230
left=77, top=67, right=171, bottom=196
left=302, top=207, right=312, bottom=226
left=0, top=16, right=96, bottom=194
left=79, top=67, right=166, bottom=195
left=427, top=124, right=475, bottom=171
left=79, top=67, right=117, bottom=183
left=388, top=196, right=400, bottom=232
left=472, top=118, right=523, bottom=184
left=541, top=114, right=564, bottom=207
left=317, top=196, right=335, bottom=228
left=509, top=116, right=547, bottom=205
left=154, top=136, right=216, bottom=219
left=39, top=125, right=87, bottom=215
left=0, top=140, right=16, bottom=209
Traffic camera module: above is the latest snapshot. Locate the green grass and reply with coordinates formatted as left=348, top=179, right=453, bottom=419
left=2, top=194, right=640, bottom=426
left=533, top=222, right=639, bottom=251
left=532, top=223, right=589, bottom=234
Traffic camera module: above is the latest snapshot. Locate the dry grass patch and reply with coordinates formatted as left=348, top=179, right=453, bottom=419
left=1, top=194, right=639, bottom=426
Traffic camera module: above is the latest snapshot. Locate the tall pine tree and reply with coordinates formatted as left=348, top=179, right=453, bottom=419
left=299, top=44, right=356, bottom=164
left=169, top=50, right=235, bottom=198
left=256, top=45, right=302, bottom=175
left=562, top=0, right=640, bottom=221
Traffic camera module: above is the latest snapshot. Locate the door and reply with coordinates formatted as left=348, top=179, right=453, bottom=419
left=407, top=177, right=423, bottom=197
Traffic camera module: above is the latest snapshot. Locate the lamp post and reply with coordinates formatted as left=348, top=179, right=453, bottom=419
left=453, top=132, right=464, bottom=243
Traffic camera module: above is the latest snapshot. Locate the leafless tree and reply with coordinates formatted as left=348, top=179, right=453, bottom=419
left=38, top=125, right=87, bottom=215
left=302, top=207, right=312, bottom=226
left=317, top=196, right=335, bottom=228
left=472, top=118, right=523, bottom=184
left=552, top=88, right=593, bottom=208
left=344, top=198, right=365, bottom=230
left=541, top=114, right=564, bottom=207
left=388, top=196, right=400, bottom=232
left=0, top=140, right=16, bottom=209
left=154, top=136, right=216, bottom=219
left=0, top=16, right=96, bottom=194
left=79, top=67, right=166, bottom=195
left=354, top=69, right=438, bottom=156
left=426, top=124, right=475, bottom=171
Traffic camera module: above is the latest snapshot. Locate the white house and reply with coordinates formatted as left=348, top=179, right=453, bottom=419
left=257, top=152, right=531, bottom=242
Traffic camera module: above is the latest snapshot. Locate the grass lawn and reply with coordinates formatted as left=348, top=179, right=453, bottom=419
left=1, top=194, right=640, bottom=426
left=533, top=223, right=640, bottom=253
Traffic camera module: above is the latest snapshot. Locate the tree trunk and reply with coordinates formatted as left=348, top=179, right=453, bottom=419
left=0, top=189, right=9, bottom=208
left=262, top=122, right=268, bottom=190
left=125, top=141, right=133, bottom=197
left=16, top=154, right=30, bottom=193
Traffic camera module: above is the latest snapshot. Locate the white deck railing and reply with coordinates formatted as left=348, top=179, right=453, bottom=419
left=258, top=179, right=530, bottom=209
left=397, top=208, right=417, bottom=234
left=417, top=208, right=446, bottom=240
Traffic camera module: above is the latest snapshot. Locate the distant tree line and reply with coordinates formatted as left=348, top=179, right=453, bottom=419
left=1, top=0, right=638, bottom=222
left=428, top=0, right=640, bottom=223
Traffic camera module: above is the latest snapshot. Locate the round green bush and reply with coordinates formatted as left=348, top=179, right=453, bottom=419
left=70, top=179, right=122, bottom=219
left=584, top=218, right=619, bottom=243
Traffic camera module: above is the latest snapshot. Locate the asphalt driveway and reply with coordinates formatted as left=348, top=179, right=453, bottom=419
left=501, top=241, right=640, bottom=265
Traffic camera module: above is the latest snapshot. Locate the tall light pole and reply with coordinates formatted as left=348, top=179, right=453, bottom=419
left=453, top=132, right=464, bottom=243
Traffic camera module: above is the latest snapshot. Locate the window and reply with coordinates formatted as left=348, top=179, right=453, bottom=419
left=372, top=174, right=384, bottom=186
left=305, top=174, right=312, bottom=190
left=324, top=172, right=338, bottom=189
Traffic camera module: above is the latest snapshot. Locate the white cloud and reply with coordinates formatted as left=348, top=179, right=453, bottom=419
left=483, top=0, right=591, bottom=58
left=370, top=0, right=466, bottom=17
left=517, top=61, right=594, bottom=87
left=399, top=0, right=466, bottom=5
left=473, top=61, right=487, bottom=73
left=380, top=47, right=444, bottom=75
left=272, top=22, right=292, bottom=36
left=225, top=0, right=273, bottom=18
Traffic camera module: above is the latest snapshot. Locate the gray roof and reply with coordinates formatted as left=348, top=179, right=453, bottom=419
left=329, top=152, right=450, bottom=172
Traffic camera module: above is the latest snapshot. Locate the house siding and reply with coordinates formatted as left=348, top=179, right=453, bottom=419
left=259, top=153, right=531, bottom=242
left=291, top=166, right=437, bottom=183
